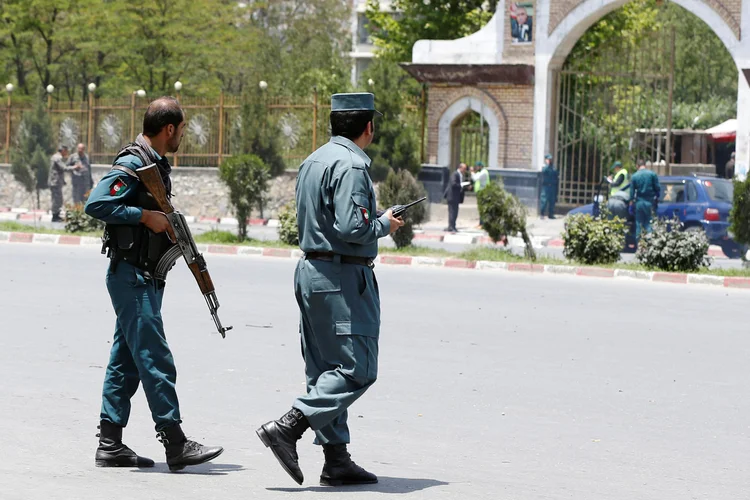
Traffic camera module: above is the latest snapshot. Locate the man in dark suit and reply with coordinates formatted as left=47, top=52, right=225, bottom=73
left=444, top=163, right=466, bottom=232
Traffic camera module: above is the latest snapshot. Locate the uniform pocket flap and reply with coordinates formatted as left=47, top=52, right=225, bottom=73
left=335, top=321, right=379, bottom=337
left=351, top=192, right=370, bottom=208
left=311, top=275, right=341, bottom=293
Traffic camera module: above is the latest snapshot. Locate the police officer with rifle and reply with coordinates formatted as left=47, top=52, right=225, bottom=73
left=85, top=97, right=226, bottom=471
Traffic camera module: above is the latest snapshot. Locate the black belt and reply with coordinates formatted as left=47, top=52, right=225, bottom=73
left=305, top=252, right=374, bottom=268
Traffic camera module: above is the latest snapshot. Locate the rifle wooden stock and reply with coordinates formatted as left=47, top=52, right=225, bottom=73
left=136, top=164, right=173, bottom=214
left=188, top=260, right=215, bottom=295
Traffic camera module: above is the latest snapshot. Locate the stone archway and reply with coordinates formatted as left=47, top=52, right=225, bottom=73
left=533, top=0, right=746, bottom=177
left=438, top=95, right=501, bottom=169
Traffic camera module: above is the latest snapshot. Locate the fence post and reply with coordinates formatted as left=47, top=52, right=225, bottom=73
left=312, top=87, right=318, bottom=153
left=218, top=91, right=224, bottom=166
left=130, top=93, right=136, bottom=141
left=87, top=91, right=93, bottom=154
left=4, top=93, right=10, bottom=163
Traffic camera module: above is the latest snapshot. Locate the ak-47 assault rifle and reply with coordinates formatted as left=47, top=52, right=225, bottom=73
left=137, top=164, right=233, bottom=338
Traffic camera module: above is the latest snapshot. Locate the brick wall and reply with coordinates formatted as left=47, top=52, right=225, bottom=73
left=548, top=0, right=741, bottom=40
left=426, top=84, right=535, bottom=170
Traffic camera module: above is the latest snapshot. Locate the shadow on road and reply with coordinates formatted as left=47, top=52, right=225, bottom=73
left=266, top=476, right=449, bottom=493
left=132, top=462, right=245, bottom=476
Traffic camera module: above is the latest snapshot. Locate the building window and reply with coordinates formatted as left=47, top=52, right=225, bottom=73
left=357, top=14, right=371, bottom=44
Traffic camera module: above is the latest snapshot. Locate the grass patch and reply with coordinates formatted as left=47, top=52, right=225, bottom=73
left=194, top=230, right=296, bottom=249
left=379, top=245, right=454, bottom=257
left=458, top=247, right=566, bottom=265
left=0, top=221, right=101, bottom=236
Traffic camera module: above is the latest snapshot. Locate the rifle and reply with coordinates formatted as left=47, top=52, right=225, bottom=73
left=376, top=196, right=427, bottom=219
left=136, top=164, right=233, bottom=338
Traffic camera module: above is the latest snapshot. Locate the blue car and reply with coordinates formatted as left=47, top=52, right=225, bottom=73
left=566, top=175, right=744, bottom=258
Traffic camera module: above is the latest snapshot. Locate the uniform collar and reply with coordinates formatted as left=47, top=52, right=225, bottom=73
left=330, top=136, right=371, bottom=168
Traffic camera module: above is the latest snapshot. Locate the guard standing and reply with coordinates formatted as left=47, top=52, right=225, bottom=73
left=256, top=93, right=404, bottom=486
left=629, top=158, right=661, bottom=243
left=48, top=145, right=77, bottom=221
left=69, top=143, right=94, bottom=204
left=540, top=154, right=559, bottom=219
left=85, top=97, right=223, bottom=471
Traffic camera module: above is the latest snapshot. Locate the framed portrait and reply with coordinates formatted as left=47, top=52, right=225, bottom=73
left=510, top=2, right=534, bottom=44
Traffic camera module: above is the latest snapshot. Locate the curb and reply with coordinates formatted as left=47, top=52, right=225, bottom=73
left=2, top=230, right=745, bottom=290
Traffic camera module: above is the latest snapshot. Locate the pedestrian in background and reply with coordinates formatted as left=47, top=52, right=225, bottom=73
left=69, top=143, right=93, bottom=204
left=540, top=154, right=558, bottom=219
left=629, top=158, right=661, bottom=244
left=48, top=145, right=78, bottom=222
left=444, top=162, right=466, bottom=232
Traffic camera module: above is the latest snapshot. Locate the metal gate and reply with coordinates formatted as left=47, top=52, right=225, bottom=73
left=452, top=112, right=489, bottom=168
left=554, top=28, right=676, bottom=206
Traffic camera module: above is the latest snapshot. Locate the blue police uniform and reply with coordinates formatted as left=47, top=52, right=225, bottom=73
left=629, top=167, right=661, bottom=242
left=256, top=93, right=388, bottom=486
left=540, top=155, right=559, bottom=218
left=85, top=145, right=181, bottom=431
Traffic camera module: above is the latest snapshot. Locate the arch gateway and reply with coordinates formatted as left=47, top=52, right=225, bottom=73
left=402, top=0, right=750, bottom=210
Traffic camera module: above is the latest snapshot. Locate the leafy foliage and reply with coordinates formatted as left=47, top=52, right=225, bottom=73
left=730, top=177, right=750, bottom=246
left=476, top=179, right=535, bottom=261
left=64, top=202, right=104, bottom=233
left=218, top=154, right=270, bottom=240
left=365, top=0, right=497, bottom=62
left=278, top=200, right=300, bottom=247
left=636, top=217, right=711, bottom=272
left=10, top=98, right=55, bottom=207
left=377, top=169, right=427, bottom=248
left=362, top=58, right=421, bottom=182
left=234, top=86, right=286, bottom=177
left=563, top=211, right=625, bottom=265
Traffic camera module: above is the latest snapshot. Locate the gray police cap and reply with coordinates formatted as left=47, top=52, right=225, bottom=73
left=331, top=93, right=382, bottom=117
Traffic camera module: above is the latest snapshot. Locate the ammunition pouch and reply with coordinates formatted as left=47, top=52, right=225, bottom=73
left=102, top=224, right=176, bottom=280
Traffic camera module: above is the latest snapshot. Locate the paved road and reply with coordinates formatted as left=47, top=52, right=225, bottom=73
left=0, top=244, right=748, bottom=499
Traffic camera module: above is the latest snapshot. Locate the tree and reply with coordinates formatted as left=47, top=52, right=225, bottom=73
left=234, top=85, right=286, bottom=178
left=377, top=169, right=427, bottom=248
left=10, top=97, right=55, bottom=210
left=477, top=179, right=536, bottom=260
left=365, top=0, right=497, bottom=62
left=362, top=58, right=421, bottom=182
left=218, top=154, right=270, bottom=241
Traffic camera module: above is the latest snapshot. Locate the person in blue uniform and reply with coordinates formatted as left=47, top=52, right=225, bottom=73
left=540, top=154, right=559, bottom=219
left=256, top=93, right=404, bottom=486
left=85, top=97, right=223, bottom=471
left=629, top=158, right=661, bottom=244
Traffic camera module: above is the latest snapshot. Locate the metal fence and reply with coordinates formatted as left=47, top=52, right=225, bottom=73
left=1, top=92, right=423, bottom=168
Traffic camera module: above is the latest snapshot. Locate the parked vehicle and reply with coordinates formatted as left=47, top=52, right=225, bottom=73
left=566, top=174, right=744, bottom=258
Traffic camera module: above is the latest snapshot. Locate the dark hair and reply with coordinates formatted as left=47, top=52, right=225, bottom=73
left=143, top=96, right=184, bottom=137
left=637, top=159, right=647, bottom=167
left=330, top=111, right=374, bottom=140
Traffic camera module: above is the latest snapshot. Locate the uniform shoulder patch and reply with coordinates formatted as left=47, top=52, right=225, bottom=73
left=109, top=177, right=128, bottom=196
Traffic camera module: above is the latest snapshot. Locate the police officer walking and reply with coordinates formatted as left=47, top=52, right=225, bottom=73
left=256, top=93, right=404, bottom=486
left=85, top=97, right=223, bottom=471
left=629, top=158, right=661, bottom=244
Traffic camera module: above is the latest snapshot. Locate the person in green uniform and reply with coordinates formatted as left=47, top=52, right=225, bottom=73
left=85, top=97, right=223, bottom=471
left=540, top=154, right=559, bottom=219
left=629, top=159, right=661, bottom=244
left=256, top=93, right=404, bottom=487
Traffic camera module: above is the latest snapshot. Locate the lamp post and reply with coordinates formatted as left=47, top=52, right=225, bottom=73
left=46, top=84, right=54, bottom=109
left=174, top=81, right=182, bottom=101
left=87, top=83, right=96, bottom=155
left=5, top=83, right=13, bottom=163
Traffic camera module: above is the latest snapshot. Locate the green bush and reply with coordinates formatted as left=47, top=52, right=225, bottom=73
left=636, top=217, right=712, bottom=272
left=477, top=179, right=536, bottom=260
left=278, top=200, right=299, bottom=246
left=377, top=169, right=427, bottom=248
left=219, top=154, right=270, bottom=241
left=64, top=203, right=104, bottom=233
left=730, top=176, right=750, bottom=246
left=563, top=210, right=625, bottom=265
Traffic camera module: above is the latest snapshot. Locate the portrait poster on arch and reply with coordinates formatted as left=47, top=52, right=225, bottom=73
left=510, top=2, right=534, bottom=44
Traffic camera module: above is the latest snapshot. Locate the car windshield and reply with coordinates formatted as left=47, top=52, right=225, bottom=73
left=702, top=179, right=733, bottom=202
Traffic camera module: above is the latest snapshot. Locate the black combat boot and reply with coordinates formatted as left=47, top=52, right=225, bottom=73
left=256, top=407, right=310, bottom=485
left=95, top=420, right=154, bottom=468
left=156, top=424, right=224, bottom=472
left=320, top=444, right=377, bottom=486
